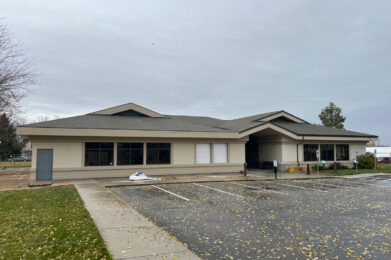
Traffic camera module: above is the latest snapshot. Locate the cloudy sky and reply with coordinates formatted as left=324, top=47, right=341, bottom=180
left=2, top=1, right=391, bottom=144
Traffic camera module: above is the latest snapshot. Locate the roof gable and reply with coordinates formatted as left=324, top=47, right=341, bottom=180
left=90, top=103, right=165, bottom=118
left=256, top=111, right=308, bottom=123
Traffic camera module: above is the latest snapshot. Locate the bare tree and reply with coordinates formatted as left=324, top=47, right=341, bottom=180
left=0, top=19, right=35, bottom=121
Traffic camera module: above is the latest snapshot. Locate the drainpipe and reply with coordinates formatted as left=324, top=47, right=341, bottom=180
left=297, top=136, right=304, bottom=166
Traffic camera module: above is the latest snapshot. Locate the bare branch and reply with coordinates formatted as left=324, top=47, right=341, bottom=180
left=0, top=18, right=35, bottom=120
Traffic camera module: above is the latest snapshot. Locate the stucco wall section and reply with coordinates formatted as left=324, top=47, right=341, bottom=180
left=281, top=142, right=298, bottom=163
left=349, top=143, right=366, bottom=160
left=29, top=136, right=246, bottom=180
left=229, top=143, right=245, bottom=164
left=293, top=141, right=368, bottom=166
left=259, top=142, right=282, bottom=162
left=172, top=142, right=195, bottom=165
left=31, top=141, right=82, bottom=169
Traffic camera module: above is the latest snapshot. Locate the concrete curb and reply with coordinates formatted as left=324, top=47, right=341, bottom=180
left=103, top=175, right=337, bottom=188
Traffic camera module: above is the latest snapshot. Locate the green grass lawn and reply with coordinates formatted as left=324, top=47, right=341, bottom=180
left=318, top=164, right=391, bottom=175
left=0, top=185, right=111, bottom=259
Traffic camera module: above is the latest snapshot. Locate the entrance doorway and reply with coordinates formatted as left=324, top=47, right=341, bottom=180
left=245, top=135, right=259, bottom=168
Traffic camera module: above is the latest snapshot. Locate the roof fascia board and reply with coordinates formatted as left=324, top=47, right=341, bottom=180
left=238, top=123, right=376, bottom=142
left=238, top=123, right=301, bottom=140
left=17, top=127, right=238, bottom=139
left=257, top=111, right=307, bottom=123
left=90, top=103, right=165, bottom=118
left=300, top=136, right=376, bottom=141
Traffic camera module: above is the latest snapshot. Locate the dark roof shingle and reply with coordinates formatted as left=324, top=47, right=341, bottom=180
left=21, top=110, right=376, bottom=138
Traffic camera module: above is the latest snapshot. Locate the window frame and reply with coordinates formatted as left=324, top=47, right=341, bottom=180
left=146, top=143, right=171, bottom=165
left=303, top=144, right=318, bottom=162
left=336, top=144, right=349, bottom=161
left=117, top=142, right=144, bottom=166
left=85, top=142, right=114, bottom=166
left=212, top=143, right=228, bottom=164
left=196, top=143, right=211, bottom=164
left=320, top=144, right=335, bottom=161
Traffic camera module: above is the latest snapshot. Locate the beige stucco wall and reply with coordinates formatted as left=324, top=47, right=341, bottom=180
left=252, top=135, right=368, bottom=170
left=282, top=140, right=368, bottom=167
left=259, top=142, right=282, bottom=162
left=257, top=136, right=284, bottom=165
left=172, top=142, right=195, bottom=165
left=28, top=133, right=369, bottom=180
left=32, top=140, right=83, bottom=169
left=29, top=136, right=246, bottom=181
left=229, top=143, right=245, bottom=164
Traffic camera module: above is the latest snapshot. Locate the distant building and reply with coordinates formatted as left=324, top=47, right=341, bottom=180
left=366, top=147, right=391, bottom=158
left=21, top=139, right=32, bottom=158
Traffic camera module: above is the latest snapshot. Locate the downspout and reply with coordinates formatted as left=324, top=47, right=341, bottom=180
left=297, top=136, right=304, bottom=166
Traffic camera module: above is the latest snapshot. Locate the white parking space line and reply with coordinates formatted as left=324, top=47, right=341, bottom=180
left=295, top=181, right=361, bottom=190
left=262, top=181, right=325, bottom=192
left=151, top=185, right=190, bottom=201
left=193, top=183, right=246, bottom=199
left=231, top=182, right=289, bottom=196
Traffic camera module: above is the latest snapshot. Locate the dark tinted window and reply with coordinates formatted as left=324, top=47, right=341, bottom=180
left=304, top=144, right=318, bottom=161
left=85, top=143, right=114, bottom=166
left=336, top=144, right=349, bottom=161
left=117, top=143, right=143, bottom=165
left=321, top=144, right=334, bottom=161
left=147, top=143, right=171, bottom=164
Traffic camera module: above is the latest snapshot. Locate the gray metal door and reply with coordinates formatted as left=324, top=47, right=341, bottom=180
left=36, top=149, right=53, bottom=181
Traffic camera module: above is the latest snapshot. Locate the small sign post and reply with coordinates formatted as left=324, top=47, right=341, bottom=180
left=273, top=160, right=278, bottom=180
left=355, top=151, right=358, bottom=174
left=316, top=150, right=320, bottom=175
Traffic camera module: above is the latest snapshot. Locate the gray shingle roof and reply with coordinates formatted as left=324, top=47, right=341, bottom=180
left=21, top=110, right=377, bottom=138
left=22, top=114, right=235, bottom=132
left=272, top=121, right=376, bottom=138
left=217, top=111, right=280, bottom=131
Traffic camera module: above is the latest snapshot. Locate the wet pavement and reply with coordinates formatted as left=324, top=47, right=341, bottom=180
left=111, top=175, right=391, bottom=259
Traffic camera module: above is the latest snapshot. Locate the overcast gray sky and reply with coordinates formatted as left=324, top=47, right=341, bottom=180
left=2, top=0, right=391, bottom=144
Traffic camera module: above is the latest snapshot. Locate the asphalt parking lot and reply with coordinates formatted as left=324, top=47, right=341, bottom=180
left=111, top=175, right=391, bottom=259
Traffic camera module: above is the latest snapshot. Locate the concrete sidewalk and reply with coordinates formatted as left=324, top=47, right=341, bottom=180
left=75, top=179, right=200, bottom=260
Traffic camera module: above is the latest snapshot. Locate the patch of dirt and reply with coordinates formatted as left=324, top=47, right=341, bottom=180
left=161, top=176, right=178, bottom=180
left=0, top=170, right=30, bottom=191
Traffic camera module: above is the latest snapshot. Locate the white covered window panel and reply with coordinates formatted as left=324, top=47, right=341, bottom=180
left=213, top=144, right=228, bottom=163
left=196, top=144, right=211, bottom=164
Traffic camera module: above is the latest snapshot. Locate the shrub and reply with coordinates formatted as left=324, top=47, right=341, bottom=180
left=311, top=165, right=326, bottom=171
left=357, top=152, right=375, bottom=169
left=327, top=162, right=348, bottom=170
left=287, top=166, right=307, bottom=173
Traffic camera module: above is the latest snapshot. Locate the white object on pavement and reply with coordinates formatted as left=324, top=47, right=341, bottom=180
left=129, top=172, right=161, bottom=181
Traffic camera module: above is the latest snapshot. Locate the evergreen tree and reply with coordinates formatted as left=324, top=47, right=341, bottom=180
left=318, top=102, right=346, bottom=129
left=0, top=113, right=23, bottom=159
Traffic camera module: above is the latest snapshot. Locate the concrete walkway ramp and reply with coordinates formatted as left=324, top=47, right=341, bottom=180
left=75, top=179, right=200, bottom=260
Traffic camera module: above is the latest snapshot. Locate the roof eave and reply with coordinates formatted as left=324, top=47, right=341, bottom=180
left=16, top=126, right=239, bottom=139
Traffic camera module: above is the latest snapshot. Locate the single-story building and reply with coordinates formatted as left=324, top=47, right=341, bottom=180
left=17, top=103, right=377, bottom=181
